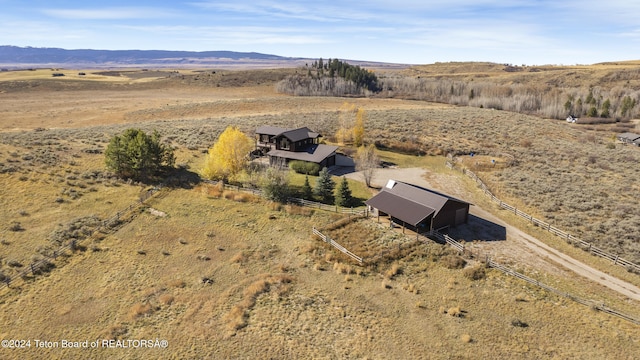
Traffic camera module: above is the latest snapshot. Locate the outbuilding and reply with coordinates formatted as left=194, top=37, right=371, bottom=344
left=617, top=132, right=640, bottom=145
left=365, top=180, right=471, bottom=236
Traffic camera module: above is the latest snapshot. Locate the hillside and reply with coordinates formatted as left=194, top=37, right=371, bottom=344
left=0, top=46, right=307, bottom=69
left=0, top=46, right=409, bottom=70
left=0, top=66, right=638, bottom=358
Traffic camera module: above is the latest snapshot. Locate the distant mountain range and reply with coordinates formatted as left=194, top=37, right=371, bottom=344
left=0, top=46, right=408, bottom=69
left=0, top=45, right=307, bottom=68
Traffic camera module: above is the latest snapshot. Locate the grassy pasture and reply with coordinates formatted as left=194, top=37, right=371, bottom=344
left=0, top=67, right=639, bottom=358
left=1, top=183, right=638, bottom=359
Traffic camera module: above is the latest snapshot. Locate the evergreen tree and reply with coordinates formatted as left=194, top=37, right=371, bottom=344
left=620, top=96, right=636, bottom=118
left=314, top=167, right=335, bottom=203
left=335, top=177, right=353, bottom=207
left=302, top=175, right=313, bottom=200
left=601, top=99, right=611, bottom=118
left=105, top=128, right=174, bottom=181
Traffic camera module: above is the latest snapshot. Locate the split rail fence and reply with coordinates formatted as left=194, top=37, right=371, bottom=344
left=0, top=187, right=163, bottom=290
left=446, top=161, right=640, bottom=274
left=312, top=227, right=363, bottom=264
left=203, top=180, right=367, bottom=216
left=429, top=230, right=640, bottom=325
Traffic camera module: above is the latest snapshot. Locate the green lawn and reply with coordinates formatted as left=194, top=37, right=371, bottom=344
left=288, top=170, right=373, bottom=207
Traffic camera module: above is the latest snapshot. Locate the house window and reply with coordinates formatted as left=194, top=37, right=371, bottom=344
left=281, top=139, right=290, bottom=150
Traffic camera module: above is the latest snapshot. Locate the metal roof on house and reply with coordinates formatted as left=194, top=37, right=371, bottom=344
left=277, top=127, right=321, bottom=142
left=255, top=126, right=322, bottom=142
left=365, top=180, right=471, bottom=227
left=268, top=144, right=338, bottom=164
left=618, top=132, right=640, bottom=141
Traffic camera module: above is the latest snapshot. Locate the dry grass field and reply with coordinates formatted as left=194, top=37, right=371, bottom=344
left=0, top=67, right=639, bottom=359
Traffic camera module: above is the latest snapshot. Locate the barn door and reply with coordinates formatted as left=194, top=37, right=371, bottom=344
left=455, top=208, right=467, bottom=225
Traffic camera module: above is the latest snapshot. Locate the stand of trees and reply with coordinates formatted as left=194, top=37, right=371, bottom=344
left=276, top=58, right=380, bottom=96
left=380, top=76, right=640, bottom=120
left=279, top=60, right=640, bottom=121
left=310, top=58, right=380, bottom=92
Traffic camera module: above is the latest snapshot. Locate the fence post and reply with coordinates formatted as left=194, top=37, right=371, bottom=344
left=30, top=263, right=36, bottom=275
left=614, top=255, right=618, bottom=265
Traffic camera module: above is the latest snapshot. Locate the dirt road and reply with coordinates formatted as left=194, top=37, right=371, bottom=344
left=345, top=167, right=640, bottom=302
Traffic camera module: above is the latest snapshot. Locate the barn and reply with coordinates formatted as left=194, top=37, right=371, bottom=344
left=365, top=180, right=471, bottom=235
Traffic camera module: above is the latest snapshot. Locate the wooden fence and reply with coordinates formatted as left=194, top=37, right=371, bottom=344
left=202, top=179, right=367, bottom=216
left=446, top=161, right=640, bottom=274
left=0, top=187, right=163, bottom=291
left=427, top=230, right=640, bottom=325
left=312, top=227, right=363, bottom=264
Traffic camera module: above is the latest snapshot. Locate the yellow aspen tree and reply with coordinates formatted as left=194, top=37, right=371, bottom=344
left=353, top=107, right=366, bottom=147
left=336, top=102, right=356, bottom=144
left=201, top=126, right=253, bottom=181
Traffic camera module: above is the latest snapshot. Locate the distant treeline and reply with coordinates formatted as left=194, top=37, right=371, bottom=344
left=276, top=58, right=380, bottom=96
left=277, top=60, right=640, bottom=121
left=379, top=76, right=640, bottom=120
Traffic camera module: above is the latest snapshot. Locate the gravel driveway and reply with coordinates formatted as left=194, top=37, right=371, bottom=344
left=344, top=167, right=640, bottom=302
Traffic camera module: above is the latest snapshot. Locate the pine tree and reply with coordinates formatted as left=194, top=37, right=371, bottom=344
left=302, top=175, right=313, bottom=200
left=335, top=177, right=352, bottom=207
left=601, top=98, right=611, bottom=118
left=314, top=167, right=335, bottom=203
left=105, top=128, right=174, bottom=181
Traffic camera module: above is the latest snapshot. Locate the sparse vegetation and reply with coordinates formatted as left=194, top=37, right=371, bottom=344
left=0, top=66, right=638, bottom=359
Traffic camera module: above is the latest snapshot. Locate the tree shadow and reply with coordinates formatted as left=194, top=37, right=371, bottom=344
left=447, top=214, right=506, bottom=242
left=162, top=167, right=202, bottom=189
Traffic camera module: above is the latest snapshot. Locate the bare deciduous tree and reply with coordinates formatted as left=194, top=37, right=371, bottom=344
left=356, top=144, right=379, bottom=188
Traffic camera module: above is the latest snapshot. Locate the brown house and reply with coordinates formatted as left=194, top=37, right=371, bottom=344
left=366, top=180, right=471, bottom=234
left=255, top=126, right=337, bottom=167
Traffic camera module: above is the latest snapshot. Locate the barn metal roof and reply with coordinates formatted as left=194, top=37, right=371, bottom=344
left=365, top=180, right=470, bottom=227
left=365, top=191, right=435, bottom=226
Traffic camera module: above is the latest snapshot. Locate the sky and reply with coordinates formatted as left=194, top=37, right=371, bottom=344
left=1, top=0, right=640, bottom=65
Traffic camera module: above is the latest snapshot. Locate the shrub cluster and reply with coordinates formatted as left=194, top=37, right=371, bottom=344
left=289, top=160, right=320, bottom=176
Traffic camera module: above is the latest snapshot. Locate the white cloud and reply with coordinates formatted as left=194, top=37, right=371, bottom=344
left=189, top=1, right=374, bottom=22
left=41, top=7, right=174, bottom=20
left=118, top=24, right=332, bottom=45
